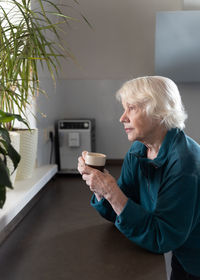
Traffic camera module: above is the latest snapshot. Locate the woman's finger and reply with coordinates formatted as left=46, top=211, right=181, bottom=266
left=78, top=156, right=86, bottom=174
left=82, top=151, right=88, bottom=160
left=82, top=173, right=89, bottom=181
left=82, top=173, right=92, bottom=187
left=78, top=156, right=85, bottom=164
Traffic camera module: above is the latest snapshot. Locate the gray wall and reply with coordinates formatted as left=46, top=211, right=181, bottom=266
left=36, top=0, right=200, bottom=166
left=155, top=11, right=200, bottom=82
left=36, top=79, right=131, bottom=166
left=178, top=83, right=200, bottom=142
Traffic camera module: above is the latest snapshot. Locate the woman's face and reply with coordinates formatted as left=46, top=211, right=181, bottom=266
left=120, top=100, right=158, bottom=143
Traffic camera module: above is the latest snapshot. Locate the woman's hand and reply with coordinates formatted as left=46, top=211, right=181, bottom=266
left=77, top=151, right=105, bottom=201
left=82, top=168, right=118, bottom=199
left=77, top=151, right=128, bottom=215
left=77, top=150, right=88, bottom=175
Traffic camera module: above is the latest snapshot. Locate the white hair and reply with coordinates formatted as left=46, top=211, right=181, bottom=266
left=116, top=76, right=188, bottom=130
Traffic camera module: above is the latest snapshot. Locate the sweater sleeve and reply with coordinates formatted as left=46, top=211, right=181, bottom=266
left=90, top=194, right=116, bottom=222
left=115, top=173, right=199, bottom=254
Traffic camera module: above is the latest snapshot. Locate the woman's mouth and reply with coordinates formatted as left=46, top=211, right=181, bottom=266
left=125, top=128, right=133, bottom=133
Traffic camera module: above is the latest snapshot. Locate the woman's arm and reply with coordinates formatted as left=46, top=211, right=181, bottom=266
left=78, top=150, right=138, bottom=222
left=115, top=173, right=199, bottom=253
left=82, top=168, right=128, bottom=216
left=78, top=151, right=129, bottom=220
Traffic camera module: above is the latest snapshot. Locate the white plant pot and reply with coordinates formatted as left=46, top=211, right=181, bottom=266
left=7, top=131, right=20, bottom=185
left=16, top=129, right=38, bottom=180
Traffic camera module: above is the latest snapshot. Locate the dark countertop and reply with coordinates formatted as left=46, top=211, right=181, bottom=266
left=0, top=173, right=166, bottom=280
left=63, top=222, right=166, bottom=280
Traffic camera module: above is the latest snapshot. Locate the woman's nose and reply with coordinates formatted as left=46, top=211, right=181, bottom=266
left=120, top=111, right=129, bottom=123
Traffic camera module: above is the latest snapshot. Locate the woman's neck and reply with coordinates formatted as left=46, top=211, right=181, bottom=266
left=143, top=127, right=168, bottom=160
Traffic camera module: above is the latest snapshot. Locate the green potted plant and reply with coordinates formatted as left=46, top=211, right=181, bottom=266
left=0, top=0, right=88, bottom=179
left=0, top=110, right=28, bottom=208
left=0, top=0, right=80, bottom=118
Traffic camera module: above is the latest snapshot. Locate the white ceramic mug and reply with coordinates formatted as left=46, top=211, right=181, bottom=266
left=85, top=152, right=107, bottom=171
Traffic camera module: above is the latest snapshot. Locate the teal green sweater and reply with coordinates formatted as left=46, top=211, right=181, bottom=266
left=91, top=129, right=200, bottom=276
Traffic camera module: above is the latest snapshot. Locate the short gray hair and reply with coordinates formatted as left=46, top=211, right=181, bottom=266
left=116, top=76, right=188, bottom=130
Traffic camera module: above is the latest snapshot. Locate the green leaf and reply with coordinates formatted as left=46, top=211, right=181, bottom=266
left=6, top=142, right=21, bottom=172
left=0, top=110, right=29, bottom=129
left=0, top=145, right=7, bottom=157
left=0, top=185, right=6, bottom=209
left=0, top=127, right=11, bottom=144
left=0, top=138, right=20, bottom=172
left=0, top=158, right=12, bottom=189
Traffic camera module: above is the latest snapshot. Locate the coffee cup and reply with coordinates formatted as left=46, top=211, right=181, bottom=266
left=85, top=152, right=107, bottom=172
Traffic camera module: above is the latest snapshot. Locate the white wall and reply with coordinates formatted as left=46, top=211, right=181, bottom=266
left=36, top=0, right=200, bottom=166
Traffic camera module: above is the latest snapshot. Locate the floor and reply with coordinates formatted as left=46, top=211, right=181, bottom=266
left=0, top=165, right=169, bottom=280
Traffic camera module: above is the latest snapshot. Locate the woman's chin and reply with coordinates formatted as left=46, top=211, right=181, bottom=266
left=127, top=135, right=135, bottom=142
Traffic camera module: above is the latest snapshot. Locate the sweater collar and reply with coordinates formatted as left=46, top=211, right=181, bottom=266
left=131, top=128, right=181, bottom=167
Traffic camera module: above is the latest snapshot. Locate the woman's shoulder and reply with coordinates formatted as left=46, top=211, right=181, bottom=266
left=173, top=130, right=200, bottom=157
left=169, top=131, right=200, bottom=174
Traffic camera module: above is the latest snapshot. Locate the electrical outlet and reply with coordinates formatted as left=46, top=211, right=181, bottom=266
left=43, top=126, right=55, bottom=142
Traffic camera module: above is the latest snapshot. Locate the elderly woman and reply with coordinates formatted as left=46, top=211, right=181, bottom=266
left=77, top=76, right=200, bottom=280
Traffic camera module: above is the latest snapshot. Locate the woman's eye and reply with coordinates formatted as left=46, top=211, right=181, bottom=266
left=128, top=105, right=136, bottom=111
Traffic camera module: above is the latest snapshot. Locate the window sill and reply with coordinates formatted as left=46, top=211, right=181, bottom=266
left=0, top=164, right=57, bottom=240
